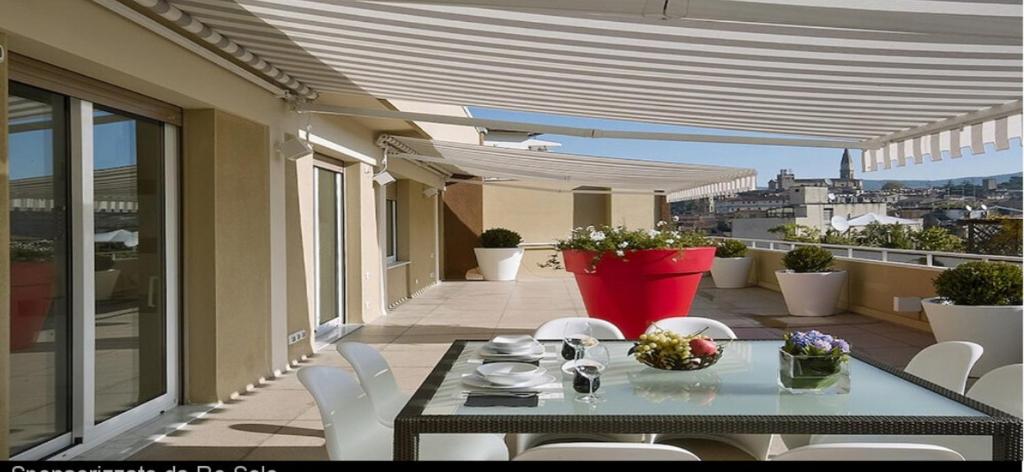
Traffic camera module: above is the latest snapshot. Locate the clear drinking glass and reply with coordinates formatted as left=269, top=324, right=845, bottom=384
left=561, top=319, right=593, bottom=362
left=574, top=344, right=610, bottom=404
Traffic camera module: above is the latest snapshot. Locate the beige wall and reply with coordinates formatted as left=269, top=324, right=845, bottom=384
left=611, top=194, right=656, bottom=228
left=387, top=179, right=440, bottom=305
left=285, top=155, right=315, bottom=361
left=386, top=264, right=409, bottom=306
left=573, top=193, right=610, bottom=229
left=183, top=109, right=272, bottom=402
left=483, top=186, right=573, bottom=243
left=0, top=31, right=10, bottom=460
left=750, top=249, right=938, bottom=331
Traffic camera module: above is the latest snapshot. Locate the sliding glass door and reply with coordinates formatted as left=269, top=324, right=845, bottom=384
left=7, top=81, right=178, bottom=459
left=313, top=165, right=345, bottom=336
left=8, top=82, right=72, bottom=457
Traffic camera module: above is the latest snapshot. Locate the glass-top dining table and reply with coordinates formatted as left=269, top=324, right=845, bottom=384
left=394, top=340, right=1021, bottom=461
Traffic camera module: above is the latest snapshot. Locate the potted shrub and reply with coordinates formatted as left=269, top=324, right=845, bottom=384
left=550, top=223, right=715, bottom=338
left=474, top=228, right=524, bottom=281
left=776, top=246, right=847, bottom=317
left=10, top=239, right=57, bottom=351
left=922, top=261, right=1023, bottom=375
left=710, top=239, right=752, bottom=288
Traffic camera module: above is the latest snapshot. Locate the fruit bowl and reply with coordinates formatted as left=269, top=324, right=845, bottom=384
left=628, top=328, right=725, bottom=371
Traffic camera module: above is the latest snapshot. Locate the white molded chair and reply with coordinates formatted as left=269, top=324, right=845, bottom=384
left=337, top=342, right=410, bottom=427
left=774, top=443, right=965, bottom=461
left=513, top=442, right=701, bottom=461
left=298, top=366, right=509, bottom=461
left=645, top=317, right=737, bottom=339
left=904, top=341, right=984, bottom=394
left=533, top=317, right=625, bottom=340
left=967, top=364, right=1022, bottom=417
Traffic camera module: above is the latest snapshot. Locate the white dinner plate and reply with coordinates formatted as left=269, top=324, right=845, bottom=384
left=461, top=372, right=557, bottom=390
left=479, top=342, right=545, bottom=358
left=476, top=362, right=547, bottom=385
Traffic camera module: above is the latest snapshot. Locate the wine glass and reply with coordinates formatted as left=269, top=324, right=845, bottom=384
left=574, top=344, right=610, bottom=404
left=561, top=319, right=593, bottom=362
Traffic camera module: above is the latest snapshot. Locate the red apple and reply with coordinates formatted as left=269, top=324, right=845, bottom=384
left=689, top=337, right=718, bottom=357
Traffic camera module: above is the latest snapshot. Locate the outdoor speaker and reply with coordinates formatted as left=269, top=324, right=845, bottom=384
left=277, top=137, right=312, bottom=161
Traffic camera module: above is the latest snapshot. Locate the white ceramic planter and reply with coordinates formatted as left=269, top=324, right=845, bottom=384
left=95, top=268, right=121, bottom=301
left=474, top=247, right=524, bottom=281
left=710, top=256, right=753, bottom=288
left=775, top=270, right=847, bottom=317
left=922, top=297, right=1023, bottom=376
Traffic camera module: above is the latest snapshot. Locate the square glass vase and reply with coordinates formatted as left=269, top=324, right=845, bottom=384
left=778, top=349, right=850, bottom=395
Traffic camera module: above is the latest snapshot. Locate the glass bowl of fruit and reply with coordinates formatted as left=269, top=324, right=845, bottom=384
left=628, top=327, right=725, bottom=371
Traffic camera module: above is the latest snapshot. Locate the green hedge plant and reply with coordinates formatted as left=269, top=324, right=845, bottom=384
left=480, top=228, right=522, bottom=248
left=715, top=239, right=748, bottom=258
left=782, top=246, right=835, bottom=273
left=933, top=261, right=1022, bottom=306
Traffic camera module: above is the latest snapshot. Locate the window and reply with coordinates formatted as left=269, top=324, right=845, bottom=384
left=824, top=207, right=834, bottom=225
left=386, top=198, right=398, bottom=264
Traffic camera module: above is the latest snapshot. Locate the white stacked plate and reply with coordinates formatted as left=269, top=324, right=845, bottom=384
left=462, top=362, right=555, bottom=390
left=479, top=335, right=545, bottom=361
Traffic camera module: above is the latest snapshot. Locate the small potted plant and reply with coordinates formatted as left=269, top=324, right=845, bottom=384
left=775, top=246, right=847, bottom=316
left=710, top=239, right=752, bottom=288
left=922, top=261, right=1022, bottom=375
left=778, top=330, right=851, bottom=393
left=474, top=228, right=524, bottom=281
left=10, top=239, right=57, bottom=351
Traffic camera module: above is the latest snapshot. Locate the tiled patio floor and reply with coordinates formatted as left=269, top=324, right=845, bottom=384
left=108, top=275, right=936, bottom=461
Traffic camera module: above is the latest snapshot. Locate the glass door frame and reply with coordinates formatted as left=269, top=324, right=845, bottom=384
left=312, top=159, right=346, bottom=340
left=10, top=97, right=180, bottom=460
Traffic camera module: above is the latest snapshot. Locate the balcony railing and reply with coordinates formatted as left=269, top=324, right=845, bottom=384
left=713, top=237, right=1023, bottom=269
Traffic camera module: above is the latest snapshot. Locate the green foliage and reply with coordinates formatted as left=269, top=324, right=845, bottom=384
left=856, top=222, right=915, bottom=249
left=480, top=228, right=522, bottom=248
left=821, top=229, right=856, bottom=245
left=782, top=246, right=835, bottom=273
left=769, top=224, right=821, bottom=243
left=933, top=261, right=1022, bottom=306
left=10, top=239, right=54, bottom=262
left=553, top=224, right=710, bottom=253
left=979, top=218, right=1023, bottom=257
left=913, top=227, right=963, bottom=252
left=715, top=239, right=748, bottom=258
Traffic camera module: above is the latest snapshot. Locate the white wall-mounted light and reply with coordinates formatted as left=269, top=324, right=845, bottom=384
left=422, top=187, right=439, bottom=198
left=373, top=170, right=396, bottom=186
left=277, top=137, right=312, bottom=161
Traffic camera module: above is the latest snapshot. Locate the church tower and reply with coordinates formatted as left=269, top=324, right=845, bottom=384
left=840, top=148, right=854, bottom=180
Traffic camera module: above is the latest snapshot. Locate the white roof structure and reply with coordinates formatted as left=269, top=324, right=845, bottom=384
left=121, top=0, right=1022, bottom=189
left=380, top=135, right=756, bottom=200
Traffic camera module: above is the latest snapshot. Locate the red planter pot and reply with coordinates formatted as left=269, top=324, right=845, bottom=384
left=10, top=262, right=55, bottom=351
left=563, top=247, right=715, bottom=338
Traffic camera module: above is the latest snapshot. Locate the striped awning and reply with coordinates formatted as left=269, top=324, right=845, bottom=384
left=129, top=1, right=1020, bottom=172
left=379, top=135, right=756, bottom=201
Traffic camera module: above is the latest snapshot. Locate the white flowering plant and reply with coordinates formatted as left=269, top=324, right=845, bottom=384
left=540, top=219, right=711, bottom=270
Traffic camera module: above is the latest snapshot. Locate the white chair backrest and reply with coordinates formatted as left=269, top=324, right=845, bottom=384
left=534, top=317, right=625, bottom=340
left=514, top=443, right=700, bottom=461
left=337, top=342, right=408, bottom=426
left=297, top=366, right=392, bottom=460
left=904, top=341, right=983, bottom=394
left=967, top=364, right=1023, bottom=417
left=646, top=317, right=737, bottom=339
left=774, top=443, right=964, bottom=461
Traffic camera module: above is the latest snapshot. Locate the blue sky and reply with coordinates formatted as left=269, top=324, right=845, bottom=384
left=470, top=107, right=1024, bottom=187
left=10, top=115, right=136, bottom=180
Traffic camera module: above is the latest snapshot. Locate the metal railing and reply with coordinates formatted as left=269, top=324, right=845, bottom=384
left=714, top=236, right=1023, bottom=269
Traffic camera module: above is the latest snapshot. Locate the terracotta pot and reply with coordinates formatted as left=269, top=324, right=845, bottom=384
left=563, top=247, right=715, bottom=338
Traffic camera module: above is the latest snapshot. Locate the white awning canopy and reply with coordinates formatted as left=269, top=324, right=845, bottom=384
left=125, top=1, right=1022, bottom=172
left=379, top=135, right=756, bottom=201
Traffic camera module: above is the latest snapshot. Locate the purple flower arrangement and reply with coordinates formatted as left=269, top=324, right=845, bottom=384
left=782, top=330, right=851, bottom=361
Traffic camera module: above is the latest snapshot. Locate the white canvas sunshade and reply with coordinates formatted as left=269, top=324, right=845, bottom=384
left=380, top=135, right=756, bottom=201
left=128, top=0, right=1021, bottom=172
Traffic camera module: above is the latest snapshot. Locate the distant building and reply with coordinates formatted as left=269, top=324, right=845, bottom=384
left=731, top=186, right=896, bottom=239
left=983, top=178, right=998, bottom=190
left=767, top=149, right=863, bottom=192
